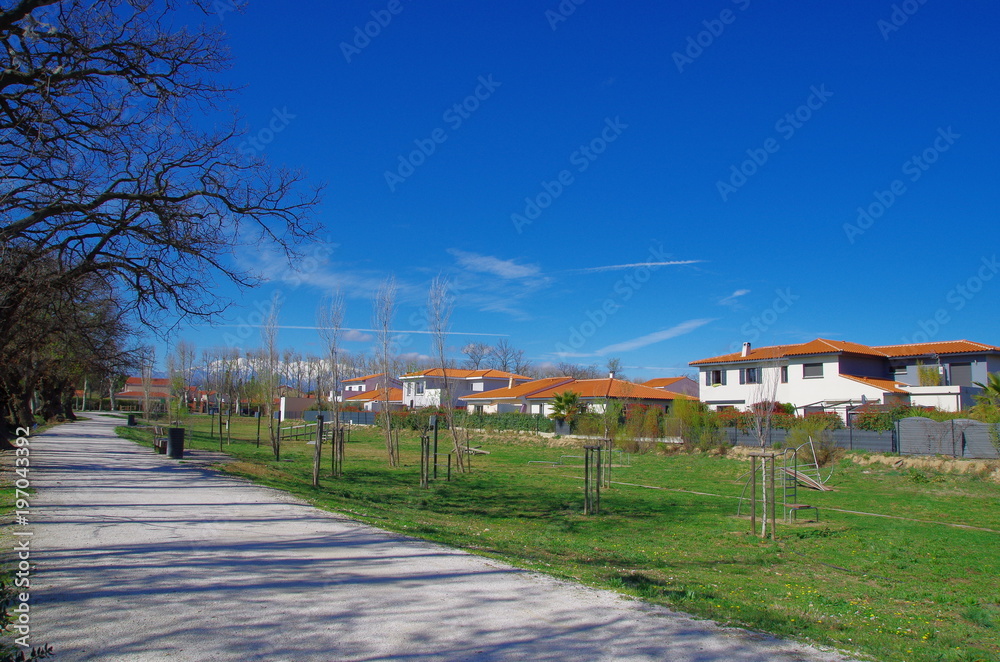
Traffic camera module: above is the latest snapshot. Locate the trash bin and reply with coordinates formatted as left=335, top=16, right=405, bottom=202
left=167, top=427, right=185, bottom=459
left=127, top=414, right=137, bottom=426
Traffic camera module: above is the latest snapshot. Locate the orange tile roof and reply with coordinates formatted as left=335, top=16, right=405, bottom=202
left=459, top=377, right=575, bottom=401
left=342, top=373, right=384, bottom=383
left=345, top=387, right=402, bottom=403
left=873, top=340, right=1000, bottom=357
left=126, top=377, right=171, bottom=387
left=117, top=390, right=170, bottom=398
left=402, top=368, right=532, bottom=380
left=689, top=337, right=980, bottom=366
left=642, top=377, right=690, bottom=388
left=840, top=374, right=909, bottom=394
left=527, top=378, right=698, bottom=402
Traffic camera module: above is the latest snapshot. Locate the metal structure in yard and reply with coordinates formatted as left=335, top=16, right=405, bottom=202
left=583, top=445, right=602, bottom=515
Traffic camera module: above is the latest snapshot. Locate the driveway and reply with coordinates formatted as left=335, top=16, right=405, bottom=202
left=24, top=414, right=860, bottom=661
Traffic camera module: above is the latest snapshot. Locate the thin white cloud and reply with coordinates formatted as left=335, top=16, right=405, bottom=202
left=343, top=329, right=375, bottom=342
left=719, top=289, right=751, bottom=306
left=570, top=260, right=702, bottom=274
left=447, top=248, right=541, bottom=280
left=593, top=318, right=716, bottom=355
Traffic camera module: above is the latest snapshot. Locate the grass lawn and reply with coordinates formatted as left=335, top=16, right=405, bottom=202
left=117, top=415, right=1000, bottom=662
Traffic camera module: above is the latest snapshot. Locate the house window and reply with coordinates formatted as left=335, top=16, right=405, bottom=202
left=741, top=367, right=760, bottom=384
left=950, top=363, right=972, bottom=387
left=474, top=405, right=484, bottom=414
left=415, top=381, right=424, bottom=395
left=472, top=382, right=484, bottom=392
left=707, top=369, right=727, bottom=386
left=803, top=363, right=824, bottom=379
left=780, top=366, right=788, bottom=383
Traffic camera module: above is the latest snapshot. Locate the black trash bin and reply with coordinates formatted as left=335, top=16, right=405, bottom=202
left=166, top=427, right=185, bottom=459
left=127, top=414, right=137, bottom=426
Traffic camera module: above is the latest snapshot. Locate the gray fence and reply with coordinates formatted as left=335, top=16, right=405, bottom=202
left=896, top=417, right=999, bottom=459
left=302, top=410, right=378, bottom=425
left=725, top=428, right=895, bottom=453
left=725, top=417, right=998, bottom=459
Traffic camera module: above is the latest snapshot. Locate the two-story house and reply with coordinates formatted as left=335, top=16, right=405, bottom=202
left=690, top=338, right=1000, bottom=420
left=400, top=368, right=532, bottom=409
left=337, top=373, right=401, bottom=401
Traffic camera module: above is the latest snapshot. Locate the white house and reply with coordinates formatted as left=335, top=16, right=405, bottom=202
left=460, top=376, right=699, bottom=416
left=400, top=368, right=532, bottom=409
left=343, top=387, right=404, bottom=412
left=690, top=338, right=1000, bottom=420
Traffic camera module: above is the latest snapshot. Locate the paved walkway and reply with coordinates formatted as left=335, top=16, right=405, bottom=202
left=27, top=414, right=860, bottom=661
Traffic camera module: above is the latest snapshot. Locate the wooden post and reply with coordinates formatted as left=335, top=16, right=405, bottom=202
left=430, top=415, right=439, bottom=479
left=420, top=435, right=429, bottom=488
left=769, top=453, right=776, bottom=540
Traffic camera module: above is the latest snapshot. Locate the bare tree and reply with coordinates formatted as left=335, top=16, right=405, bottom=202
left=462, top=342, right=492, bottom=370
left=140, top=346, right=156, bottom=419
left=167, top=339, right=197, bottom=421
left=317, top=292, right=345, bottom=483
left=428, top=276, right=466, bottom=473
left=0, top=1, right=320, bottom=438
left=261, top=299, right=282, bottom=460
left=488, top=338, right=516, bottom=372
left=553, top=362, right=603, bottom=380
left=373, top=277, right=399, bottom=466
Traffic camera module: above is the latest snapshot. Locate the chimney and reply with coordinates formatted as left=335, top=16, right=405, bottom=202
left=508, top=376, right=515, bottom=389
left=741, top=342, right=751, bottom=357
left=608, top=371, right=616, bottom=379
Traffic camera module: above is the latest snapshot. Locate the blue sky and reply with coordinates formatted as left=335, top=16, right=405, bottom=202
left=162, top=0, right=1000, bottom=379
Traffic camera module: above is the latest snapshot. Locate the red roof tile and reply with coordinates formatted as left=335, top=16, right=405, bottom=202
left=690, top=338, right=998, bottom=366
left=840, top=374, right=909, bottom=394
left=527, top=378, right=697, bottom=401
left=459, top=377, right=575, bottom=401
left=345, top=387, right=402, bottom=403
left=402, top=368, right=532, bottom=380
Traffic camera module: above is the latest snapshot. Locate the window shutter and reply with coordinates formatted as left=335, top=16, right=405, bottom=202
left=705, top=371, right=711, bottom=386
left=739, top=369, right=746, bottom=385
left=722, top=370, right=727, bottom=386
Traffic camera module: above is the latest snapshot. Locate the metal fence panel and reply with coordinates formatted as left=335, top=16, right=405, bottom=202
left=960, top=422, right=1000, bottom=459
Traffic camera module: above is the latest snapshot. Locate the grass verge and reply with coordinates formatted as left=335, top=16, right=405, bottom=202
left=115, top=414, right=1000, bottom=662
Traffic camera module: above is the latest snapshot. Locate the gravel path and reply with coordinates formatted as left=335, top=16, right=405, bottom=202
left=26, top=414, right=861, bottom=661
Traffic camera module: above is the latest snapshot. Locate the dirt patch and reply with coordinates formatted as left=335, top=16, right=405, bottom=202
left=849, top=453, right=1000, bottom=482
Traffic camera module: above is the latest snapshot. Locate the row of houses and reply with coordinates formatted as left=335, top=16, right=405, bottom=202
left=341, top=369, right=700, bottom=416
left=113, top=337, right=1000, bottom=423
left=347, top=337, right=1000, bottom=423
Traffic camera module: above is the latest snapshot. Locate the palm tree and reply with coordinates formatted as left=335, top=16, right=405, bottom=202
left=973, top=372, right=1000, bottom=407
left=549, top=390, right=580, bottom=424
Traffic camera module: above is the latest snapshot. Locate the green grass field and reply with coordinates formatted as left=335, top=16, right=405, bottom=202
left=117, top=414, right=1000, bottom=662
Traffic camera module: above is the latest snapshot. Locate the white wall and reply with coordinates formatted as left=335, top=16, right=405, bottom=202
left=698, top=356, right=891, bottom=414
